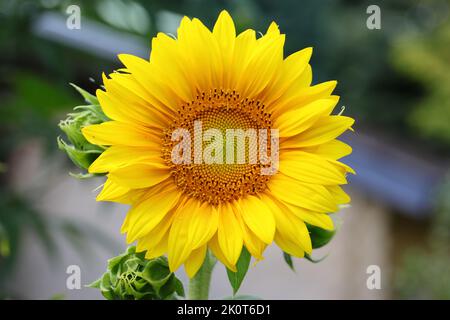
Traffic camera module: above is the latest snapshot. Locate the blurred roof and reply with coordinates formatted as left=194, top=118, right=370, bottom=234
left=343, top=131, right=446, bottom=217
left=33, top=12, right=149, bottom=59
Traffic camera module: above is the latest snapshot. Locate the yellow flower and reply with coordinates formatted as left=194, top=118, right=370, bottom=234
left=82, top=10, right=354, bottom=277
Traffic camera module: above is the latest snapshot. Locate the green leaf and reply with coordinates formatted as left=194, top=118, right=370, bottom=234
left=174, top=277, right=185, bottom=297
left=57, top=136, right=102, bottom=170
left=108, top=252, right=127, bottom=271
left=305, top=253, right=328, bottom=264
left=70, top=83, right=99, bottom=105
left=307, top=224, right=336, bottom=249
left=283, top=252, right=295, bottom=271
left=86, top=278, right=101, bottom=288
left=140, top=259, right=172, bottom=293
left=74, top=104, right=108, bottom=122
left=226, top=247, right=251, bottom=295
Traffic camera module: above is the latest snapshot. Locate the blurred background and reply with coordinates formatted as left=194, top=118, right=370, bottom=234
left=0, top=0, right=449, bottom=299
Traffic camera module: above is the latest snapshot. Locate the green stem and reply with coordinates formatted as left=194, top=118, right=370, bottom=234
left=188, top=250, right=217, bottom=300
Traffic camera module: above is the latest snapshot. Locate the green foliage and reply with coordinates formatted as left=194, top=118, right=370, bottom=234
left=283, top=252, right=295, bottom=271
left=395, top=174, right=450, bottom=299
left=0, top=192, right=55, bottom=282
left=283, top=223, right=335, bottom=270
left=395, top=247, right=450, bottom=299
left=0, top=73, right=77, bottom=124
left=0, top=73, right=79, bottom=157
left=226, top=247, right=251, bottom=295
left=308, top=225, right=336, bottom=249
left=391, top=18, right=450, bottom=146
left=89, top=246, right=185, bottom=300
left=57, top=85, right=108, bottom=173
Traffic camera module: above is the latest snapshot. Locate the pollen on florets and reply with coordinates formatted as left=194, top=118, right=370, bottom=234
left=162, top=89, right=274, bottom=205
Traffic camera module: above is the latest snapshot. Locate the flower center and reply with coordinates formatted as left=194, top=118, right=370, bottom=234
left=162, top=89, right=274, bottom=205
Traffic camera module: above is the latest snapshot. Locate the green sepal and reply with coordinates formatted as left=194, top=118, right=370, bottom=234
left=305, top=253, right=328, bottom=264
left=173, top=277, right=185, bottom=297
left=57, top=84, right=109, bottom=177
left=307, top=224, right=336, bottom=249
left=70, top=83, right=99, bottom=105
left=226, top=247, right=251, bottom=295
left=87, top=278, right=101, bottom=289
left=282, top=224, right=336, bottom=270
left=57, top=137, right=102, bottom=170
left=283, top=252, right=295, bottom=271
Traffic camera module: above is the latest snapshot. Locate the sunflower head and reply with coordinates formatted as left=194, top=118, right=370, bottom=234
left=82, top=10, right=354, bottom=277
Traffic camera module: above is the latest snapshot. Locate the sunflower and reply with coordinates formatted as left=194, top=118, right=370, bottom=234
left=82, top=10, right=354, bottom=277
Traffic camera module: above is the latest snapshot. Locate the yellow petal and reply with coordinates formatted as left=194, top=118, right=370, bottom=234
left=279, top=150, right=347, bottom=185
left=235, top=209, right=266, bottom=260
left=96, top=177, right=131, bottom=203
left=176, top=16, right=222, bottom=91
left=268, top=174, right=337, bottom=213
left=301, top=139, right=352, bottom=160
left=167, top=201, right=193, bottom=272
left=144, top=232, right=169, bottom=260
left=150, top=32, right=194, bottom=102
left=274, top=231, right=305, bottom=258
left=135, top=209, right=174, bottom=253
left=208, top=233, right=236, bottom=272
left=229, top=29, right=257, bottom=89
left=275, top=97, right=339, bottom=138
left=262, top=194, right=312, bottom=254
left=109, top=162, right=169, bottom=189
left=89, top=145, right=160, bottom=174
left=218, top=202, right=244, bottom=265
left=213, top=10, right=235, bottom=87
left=188, top=201, right=219, bottom=250
left=120, top=180, right=174, bottom=233
left=269, top=80, right=337, bottom=117
left=235, top=32, right=284, bottom=99
left=327, top=185, right=351, bottom=205
left=82, top=121, right=161, bottom=147
left=213, top=10, right=236, bottom=44
left=238, top=195, right=275, bottom=244
left=168, top=198, right=218, bottom=271
left=263, top=47, right=312, bottom=104
left=118, top=54, right=183, bottom=112
left=125, top=185, right=181, bottom=242
left=184, top=245, right=207, bottom=278
left=328, top=159, right=356, bottom=175
left=266, top=21, right=280, bottom=35
left=284, top=202, right=334, bottom=231
left=99, top=79, right=169, bottom=128
left=284, top=116, right=355, bottom=148
left=107, top=71, right=178, bottom=118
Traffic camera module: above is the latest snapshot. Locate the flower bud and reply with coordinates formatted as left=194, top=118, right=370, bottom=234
left=88, top=246, right=185, bottom=300
left=57, top=84, right=108, bottom=175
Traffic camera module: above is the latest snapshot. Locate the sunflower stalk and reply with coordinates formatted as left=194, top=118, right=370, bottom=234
left=188, top=250, right=217, bottom=300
